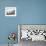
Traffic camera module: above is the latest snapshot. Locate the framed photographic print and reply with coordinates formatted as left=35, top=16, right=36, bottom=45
left=5, top=7, right=16, bottom=16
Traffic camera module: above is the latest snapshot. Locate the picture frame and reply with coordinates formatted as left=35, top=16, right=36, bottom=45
left=5, top=7, right=16, bottom=16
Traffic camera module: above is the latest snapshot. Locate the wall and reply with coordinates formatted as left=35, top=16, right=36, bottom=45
left=0, top=0, right=46, bottom=44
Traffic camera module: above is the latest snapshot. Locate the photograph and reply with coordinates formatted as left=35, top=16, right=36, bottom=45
left=0, top=0, right=46, bottom=46
left=5, top=7, right=16, bottom=16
